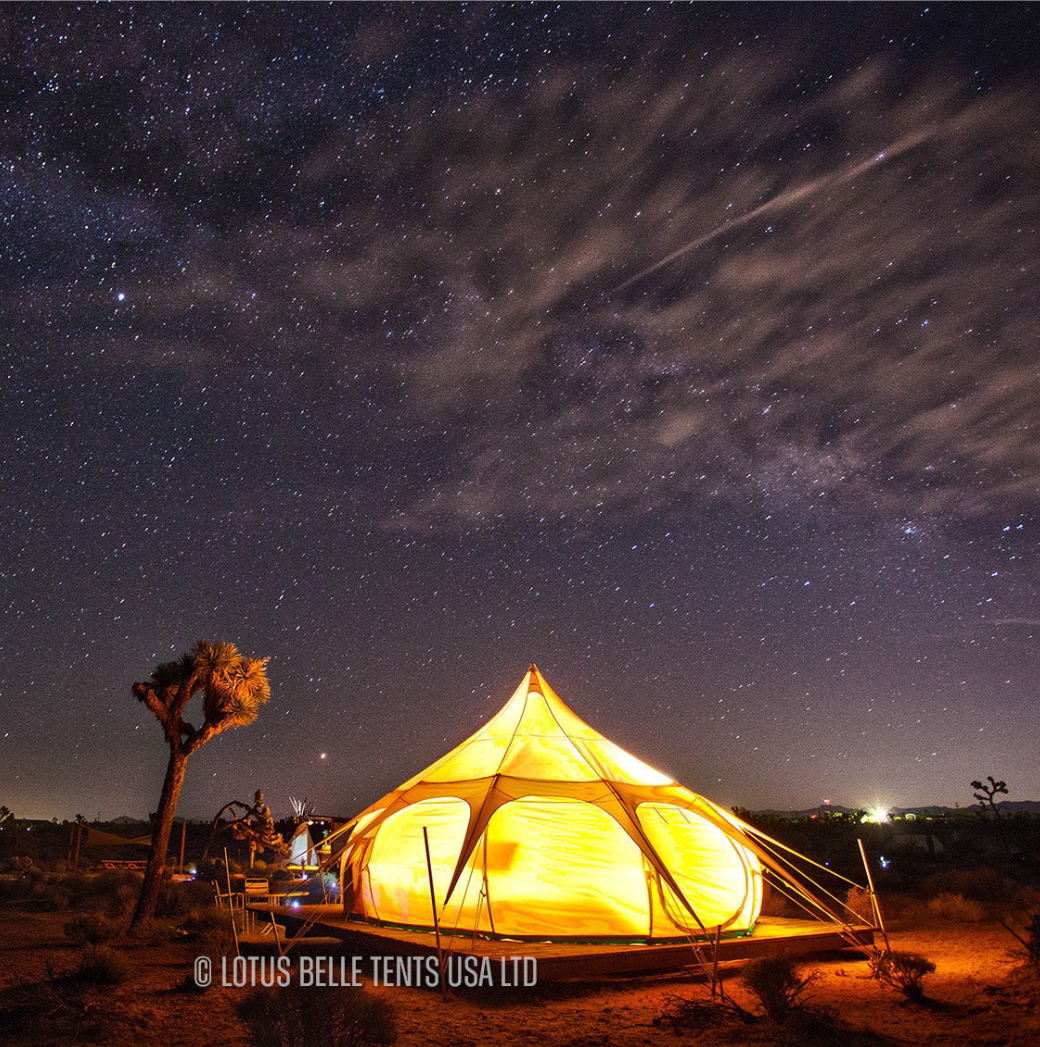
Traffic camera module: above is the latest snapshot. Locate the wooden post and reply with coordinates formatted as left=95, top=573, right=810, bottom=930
left=423, top=827, right=448, bottom=1000
left=224, top=847, right=240, bottom=956
left=73, top=822, right=82, bottom=873
left=67, top=823, right=75, bottom=868
left=857, top=838, right=892, bottom=956
left=268, top=909, right=284, bottom=955
left=711, top=924, right=724, bottom=1002
left=179, top=821, right=186, bottom=875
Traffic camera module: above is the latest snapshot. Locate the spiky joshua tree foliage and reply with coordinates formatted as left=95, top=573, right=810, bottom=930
left=130, top=640, right=271, bottom=931
left=971, top=775, right=1008, bottom=819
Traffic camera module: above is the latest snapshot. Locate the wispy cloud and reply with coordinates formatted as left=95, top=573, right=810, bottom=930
left=7, top=36, right=1038, bottom=533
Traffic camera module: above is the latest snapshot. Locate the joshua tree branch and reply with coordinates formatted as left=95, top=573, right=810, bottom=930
left=133, top=682, right=177, bottom=743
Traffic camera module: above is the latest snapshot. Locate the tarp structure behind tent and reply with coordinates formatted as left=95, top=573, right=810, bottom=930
left=337, top=666, right=857, bottom=943
left=82, top=827, right=152, bottom=847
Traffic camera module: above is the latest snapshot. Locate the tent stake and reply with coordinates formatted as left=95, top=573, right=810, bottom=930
left=857, top=838, right=892, bottom=956
left=423, top=827, right=448, bottom=1001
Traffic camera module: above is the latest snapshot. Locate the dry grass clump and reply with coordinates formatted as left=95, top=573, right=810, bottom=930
left=75, top=943, right=134, bottom=986
left=926, top=892, right=986, bottom=922
left=922, top=867, right=1014, bottom=905
left=845, top=885, right=875, bottom=923
left=236, top=982, right=397, bottom=1047
left=652, top=993, right=736, bottom=1034
left=0, top=975, right=94, bottom=1041
left=0, top=944, right=134, bottom=1042
left=180, top=903, right=237, bottom=957
left=63, top=911, right=122, bottom=944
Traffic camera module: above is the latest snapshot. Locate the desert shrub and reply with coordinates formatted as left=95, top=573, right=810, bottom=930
left=927, top=892, right=986, bottom=922
left=652, top=991, right=752, bottom=1034
left=0, top=975, right=92, bottom=1040
left=35, top=884, right=72, bottom=911
left=6, top=869, right=66, bottom=910
left=0, top=855, right=34, bottom=873
left=196, top=923, right=237, bottom=960
left=106, top=881, right=138, bottom=917
left=0, top=873, right=35, bottom=905
left=1012, top=885, right=1040, bottom=911
left=922, top=867, right=1013, bottom=904
left=132, top=916, right=178, bottom=945
left=180, top=903, right=227, bottom=933
left=871, top=950, right=935, bottom=1001
left=759, top=882, right=801, bottom=918
left=64, top=911, right=121, bottom=944
left=996, top=903, right=1040, bottom=976
left=156, top=877, right=212, bottom=918
left=740, top=955, right=817, bottom=1023
left=56, top=872, right=88, bottom=900
left=196, top=858, right=230, bottom=885
left=182, top=905, right=237, bottom=958
left=875, top=892, right=925, bottom=919
left=889, top=952, right=935, bottom=1001
left=1017, top=911, right=1040, bottom=975
left=80, top=869, right=142, bottom=912
left=236, top=982, right=397, bottom=1047
left=74, top=944, right=134, bottom=986
left=845, top=885, right=875, bottom=923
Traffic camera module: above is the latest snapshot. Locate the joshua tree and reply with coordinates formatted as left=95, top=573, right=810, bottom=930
left=130, top=640, right=271, bottom=930
left=971, top=776, right=1009, bottom=819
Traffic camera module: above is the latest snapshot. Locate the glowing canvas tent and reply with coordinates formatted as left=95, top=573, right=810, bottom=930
left=336, top=666, right=854, bottom=943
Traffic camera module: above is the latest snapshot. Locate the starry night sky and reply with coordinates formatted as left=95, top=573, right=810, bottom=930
left=3, top=4, right=1039, bottom=822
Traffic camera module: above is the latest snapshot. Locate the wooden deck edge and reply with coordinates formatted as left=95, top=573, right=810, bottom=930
left=257, top=906, right=875, bottom=981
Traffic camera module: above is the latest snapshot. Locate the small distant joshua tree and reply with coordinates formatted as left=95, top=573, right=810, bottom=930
left=130, top=640, right=271, bottom=931
left=971, top=775, right=1009, bottom=819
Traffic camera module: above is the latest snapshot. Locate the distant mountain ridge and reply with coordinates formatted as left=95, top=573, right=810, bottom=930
left=751, top=800, right=1040, bottom=818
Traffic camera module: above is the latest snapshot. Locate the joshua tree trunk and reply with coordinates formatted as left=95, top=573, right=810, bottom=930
left=131, top=747, right=187, bottom=930
left=131, top=640, right=271, bottom=934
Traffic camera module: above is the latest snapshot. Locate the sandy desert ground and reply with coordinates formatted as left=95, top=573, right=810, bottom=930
left=0, top=908, right=1037, bottom=1046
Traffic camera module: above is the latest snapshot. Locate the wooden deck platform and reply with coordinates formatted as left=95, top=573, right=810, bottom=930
left=252, top=904, right=874, bottom=981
